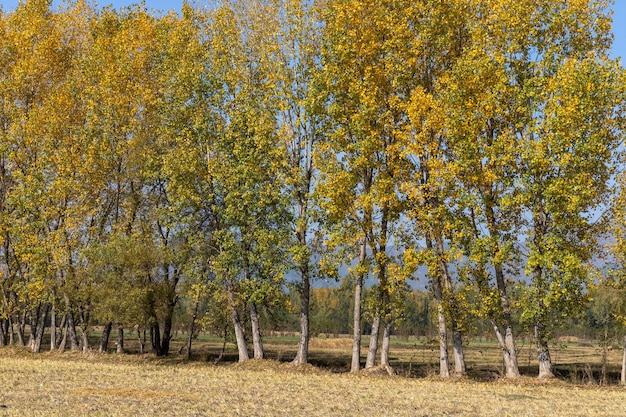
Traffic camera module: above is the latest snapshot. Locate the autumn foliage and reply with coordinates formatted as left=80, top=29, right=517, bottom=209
left=0, top=0, right=624, bottom=381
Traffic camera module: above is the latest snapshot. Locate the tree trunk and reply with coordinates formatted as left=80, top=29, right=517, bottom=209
left=452, top=329, right=465, bottom=377
left=425, top=234, right=450, bottom=378
left=227, top=283, right=248, bottom=362
left=535, top=321, right=553, bottom=378
left=186, top=302, right=199, bottom=360
left=8, top=316, right=14, bottom=346
left=79, top=327, right=90, bottom=353
left=249, top=301, right=264, bottom=360
left=434, top=232, right=465, bottom=377
left=58, top=316, right=68, bottom=352
left=150, top=322, right=162, bottom=356
left=350, top=237, right=367, bottom=372
left=2, top=319, right=8, bottom=345
left=492, top=320, right=519, bottom=378
left=31, top=305, right=48, bottom=353
left=117, top=325, right=124, bottom=354
left=99, top=322, right=113, bottom=353
left=67, top=312, right=80, bottom=351
left=292, top=264, right=310, bottom=366
left=436, top=302, right=450, bottom=378
left=160, top=304, right=175, bottom=357
left=503, top=323, right=519, bottom=377
left=28, top=306, right=40, bottom=350
left=77, top=305, right=91, bottom=354
left=291, top=185, right=312, bottom=366
left=380, top=321, right=391, bottom=367
left=213, top=325, right=228, bottom=365
left=16, top=311, right=25, bottom=346
left=365, top=312, right=380, bottom=369
left=493, top=264, right=520, bottom=378
left=621, top=334, right=626, bottom=386
left=49, top=306, right=56, bottom=352
left=137, top=328, right=146, bottom=354
left=0, top=318, right=5, bottom=346
left=484, top=189, right=520, bottom=378
left=602, top=325, right=608, bottom=385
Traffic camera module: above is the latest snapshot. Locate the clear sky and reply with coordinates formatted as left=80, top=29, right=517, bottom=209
left=0, top=0, right=624, bottom=59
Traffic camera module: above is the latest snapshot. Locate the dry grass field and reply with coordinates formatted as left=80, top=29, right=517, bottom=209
left=179, top=333, right=626, bottom=383
left=0, top=336, right=625, bottom=416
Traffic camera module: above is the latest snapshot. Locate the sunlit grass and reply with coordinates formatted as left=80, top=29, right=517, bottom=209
left=0, top=346, right=625, bottom=416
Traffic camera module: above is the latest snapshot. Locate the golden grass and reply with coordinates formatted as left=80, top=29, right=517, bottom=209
left=70, top=387, right=199, bottom=401
left=308, top=336, right=354, bottom=350
left=0, top=348, right=625, bottom=416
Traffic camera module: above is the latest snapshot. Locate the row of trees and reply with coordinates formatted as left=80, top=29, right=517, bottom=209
left=0, top=0, right=624, bottom=381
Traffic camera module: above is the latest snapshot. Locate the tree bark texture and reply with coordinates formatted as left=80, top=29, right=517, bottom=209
left=292, top=264, right=310, bottom=366
left=16, top=311, right=25, bottom=346
left=380, top=321, right=391, bottom=367
left=31, top=305, right=48, bottom=353
left=137, top=328, right=146, bottom=354
left=452, top=329, right=465, bottom=377
left=292, top=185, right=312, bottom=366
left=621, top=334, right=626, bottom=386
left=159, top=274, right=179, bottom=357
left=249, top=302, right=264, bottom=360
left=150, top=322, right=162, bottom=356
left=186, top=302, right=199, bottom=360
left=49, top=306, right=56, bottom=352
left=365, top=312, right=380, bottom=369
left=67, top=312, right=80, bottom=351
left=434, top=232, right=465, bottom=376
left=484, top=188, right=520, bottom=378
left=535, top=321, right=554, bottom=379
left=160, top=304, right=175, bottom=357
left=77, top=305, right=91, bottom=354
left=28, top=306, right=39, bottom=350
left=494, top=265, right=520, bottom=378
left=436, top=302, right=450, bottom=378
left=7, top=316, right=13, bottom=346
left=227, top=283, right=249, bottom=362
left=117, top=325, right=124, bottom=354
left=350, top=237, right=367, bottom=372
left=425, top=234, right=450, bottom=378
left=99, top=322, right=113, bottom=353
left=58, top=316, right=68, bottom=352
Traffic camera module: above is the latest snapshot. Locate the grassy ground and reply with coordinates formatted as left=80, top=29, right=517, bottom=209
left=0, top=347, right=625, bottom=416
left=0, top=335, right=625, bottom=416
left=165, top=332, right=626, bottom=383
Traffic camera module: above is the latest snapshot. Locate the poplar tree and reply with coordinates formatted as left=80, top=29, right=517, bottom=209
left=205, top=1, right=291, bottom=362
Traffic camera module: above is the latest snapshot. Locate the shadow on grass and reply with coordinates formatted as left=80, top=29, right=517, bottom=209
left=9, top=332, right=623, bottom=386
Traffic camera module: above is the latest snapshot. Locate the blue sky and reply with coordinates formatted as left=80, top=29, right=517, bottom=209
left=0, top=0, right=625, bottom=60
left=612, top=2, right=626, bottom=60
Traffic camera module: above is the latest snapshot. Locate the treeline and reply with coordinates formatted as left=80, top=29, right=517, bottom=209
left=216, top=283, right=626, bottom=343
left=0, top=0, right=625, bottom=381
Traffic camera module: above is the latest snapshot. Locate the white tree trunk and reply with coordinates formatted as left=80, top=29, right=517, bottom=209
left=535, top=322, right=553, bottom=379
left=117, top=326, right=124, bottom=354
left=292, top=265, right=310, bottom=366
left=437, top=303, right=450, bottom=378
left=227, top=284, right=248, bottom=362
left=350, top=238, right=367, bottom=372
left=621, top=334, right=626, bottom=386
left=452, top=329, right=465, bottom=377
left=365, top=313, right=380, bottom=369
left=249, top=302, right=264, bottom=360
left=49, top=306, right=56, bottom=352
left=380, top=321, right=391, bottom=366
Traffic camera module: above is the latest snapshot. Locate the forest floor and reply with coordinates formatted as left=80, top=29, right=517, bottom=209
left=0, top=335, right=625, bottom=416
